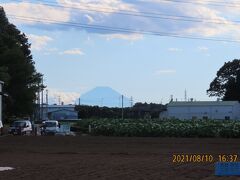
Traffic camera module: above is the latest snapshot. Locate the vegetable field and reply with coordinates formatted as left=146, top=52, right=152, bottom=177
left=76, top=119, right=240, bottom=138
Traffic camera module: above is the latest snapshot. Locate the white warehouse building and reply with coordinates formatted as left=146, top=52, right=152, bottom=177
left=160, top=101, right=240, bottom=120
left=40, top=104, right=78, bottom=121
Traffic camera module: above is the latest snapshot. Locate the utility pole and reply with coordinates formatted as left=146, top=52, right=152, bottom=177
left=58, top=96, right=61, bottom=105
left=130, top=96, right=133, bottom=107
left=121, top=95, right=124, bottom=120
left=41, top=77, right=44, bottom=120
left=184, top=89, right=187, bottom=101
left=46, top=89, right=48, bottom=120
left=37, top=83, right=40, bottom=121
left=118, top=96, right=121, bottom=107
left=46, top=89, right=48, bottom=105
left=78, top=98, right=81, bottom=106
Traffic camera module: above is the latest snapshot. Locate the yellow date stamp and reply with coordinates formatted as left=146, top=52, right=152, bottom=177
left=172, top=154, right=238, bottom=163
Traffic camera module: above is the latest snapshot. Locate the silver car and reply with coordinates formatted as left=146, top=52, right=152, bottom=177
left=8, top=120, right=32, bottom=135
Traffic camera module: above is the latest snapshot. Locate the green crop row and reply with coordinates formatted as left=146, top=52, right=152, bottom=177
left=75, top=119, right=240, bottom=138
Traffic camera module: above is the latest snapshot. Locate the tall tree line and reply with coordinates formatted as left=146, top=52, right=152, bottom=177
left=75, top=102, right=166, bottom=119
left=207, top=59, right=240, bottom=101
left=0, top=7, right=43, bottom=119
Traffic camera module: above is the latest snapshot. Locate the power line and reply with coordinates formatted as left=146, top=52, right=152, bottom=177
left=7, top=14, right=240, bottom=43
left=14, top=0, right=240, bottom=9
left=5, top=0, right=240, bottom=26
left=152, top=0, right=240, bottom=8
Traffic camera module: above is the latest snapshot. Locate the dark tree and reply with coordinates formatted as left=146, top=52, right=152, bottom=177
left=0, top=66, right=10, bottom=83
left=75, top=103, right=166, bottom=119
left=207, top=59, right=240, bottom=101
left=0, top=7, right=43, bottom=118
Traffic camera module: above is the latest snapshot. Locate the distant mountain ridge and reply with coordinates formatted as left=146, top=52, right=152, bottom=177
left=79, top=86, right=130, bottom=107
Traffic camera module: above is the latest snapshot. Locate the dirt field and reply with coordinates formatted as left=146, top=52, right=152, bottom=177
left=0, top=136, right=240, bottom=180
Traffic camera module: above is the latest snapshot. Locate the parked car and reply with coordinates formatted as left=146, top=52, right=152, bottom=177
left=41, top=120, right=60, bottom=135
left=8, top=120, right=32, bottom=135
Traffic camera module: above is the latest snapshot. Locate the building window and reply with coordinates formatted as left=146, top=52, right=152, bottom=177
left=225, top=116, right=230, bottom=120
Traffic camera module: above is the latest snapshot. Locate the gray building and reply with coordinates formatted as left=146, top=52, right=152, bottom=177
left=160, top=101, right=240, bottom=120
left=41, top=105, right=78, bottom=121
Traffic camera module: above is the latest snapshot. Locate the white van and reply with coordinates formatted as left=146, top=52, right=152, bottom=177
left=41, top=120, right=60, bottom=135
left=8, top=120, right=32, bottom=135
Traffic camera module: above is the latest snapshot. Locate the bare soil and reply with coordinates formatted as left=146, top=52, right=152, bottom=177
left=0, top=136, right=240, bottom=180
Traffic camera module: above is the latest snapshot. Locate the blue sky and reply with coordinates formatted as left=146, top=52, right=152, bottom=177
left=1, top=0, right=240, bottom=105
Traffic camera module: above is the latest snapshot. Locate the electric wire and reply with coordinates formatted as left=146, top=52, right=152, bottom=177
left=8, top=14, right=240, bottom=43
left=5, top=0, right=240, bottom=26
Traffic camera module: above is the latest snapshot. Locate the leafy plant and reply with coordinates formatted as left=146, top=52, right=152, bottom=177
left=74, top=119, right=240, bottom=138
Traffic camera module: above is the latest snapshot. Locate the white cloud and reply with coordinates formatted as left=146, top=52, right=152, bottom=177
left=42, top=48, right=58, bottom=55
left=138, top=1, right=240, bottom=40
left=184, top=23, right=230, bottom=37
left=84, top=36, right=95, bottom=46
left=1, top=2, right=71, bottom=25
left=168, top=48, right=182, bottom=52
left=198, top=46, right=210, bottom=56
left=60, top=48, right=84, bottom=55
left=57, top=0, right=137, bottom=13
left=28, top=34, right=53, bottom=50
left=139, top=0, right=173, bottom=4
left=48, top=48, right=58, bottom=52
left=84, top=14, right=95, bottom=23
left=198, top=46, right=209, bottom=52
left=155, top=69, right=176, bottom=75
left=2, top=0, right=240, bottom=41
left=48, top=88, right=80, bottom=105
left=178, top=5, right=240, bottom=38
left=103, top=33, right=143, bottom=41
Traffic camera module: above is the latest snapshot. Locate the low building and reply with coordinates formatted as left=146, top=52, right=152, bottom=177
left=159, top=101, right=240, bottom=120
left=41, top=105, right=78, bottom=121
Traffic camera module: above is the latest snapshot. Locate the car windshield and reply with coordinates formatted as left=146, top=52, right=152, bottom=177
left=44, top=122, right=57, bottom=127
left=12, top=121, right=26, bottom=127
